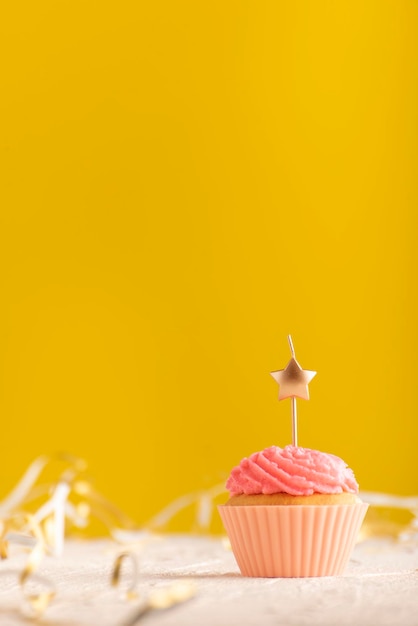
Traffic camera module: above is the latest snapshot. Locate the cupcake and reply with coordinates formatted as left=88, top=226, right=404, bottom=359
left=218, top=444, right=368, bottom=577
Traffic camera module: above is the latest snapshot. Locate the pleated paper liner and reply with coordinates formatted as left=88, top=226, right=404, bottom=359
left=218, top=502, right=369, bottom=577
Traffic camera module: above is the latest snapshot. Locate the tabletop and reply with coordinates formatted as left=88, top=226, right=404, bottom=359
left=0, top=534, right=417, bottom=626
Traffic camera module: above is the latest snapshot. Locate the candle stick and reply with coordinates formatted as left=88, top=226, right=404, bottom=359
left=270, top=335, right=316, bottom=447
left=287, top=335, right=298, bottom=446
left=291, top=397, right=298, bottom=448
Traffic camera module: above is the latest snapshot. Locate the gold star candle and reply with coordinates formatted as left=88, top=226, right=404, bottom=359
left=270, top=336, right=316, bottom=446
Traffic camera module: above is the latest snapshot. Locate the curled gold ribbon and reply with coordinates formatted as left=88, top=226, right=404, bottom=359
left=120, top=581, right=197, bottom=626
left=0, top=512, right=55, bottom=617
left=21, top=571, right=56, bottom=617
left=111, top=551, right=140, bottom=601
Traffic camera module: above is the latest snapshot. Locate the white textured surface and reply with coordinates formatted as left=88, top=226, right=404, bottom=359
left=0, top=535, right=417, bottom=626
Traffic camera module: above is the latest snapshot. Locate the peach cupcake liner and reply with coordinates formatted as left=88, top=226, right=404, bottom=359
left=218, top=502, right=369, bottom=577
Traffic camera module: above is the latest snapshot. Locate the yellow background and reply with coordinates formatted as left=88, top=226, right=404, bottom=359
left=1, top=1, right=417, bottom=531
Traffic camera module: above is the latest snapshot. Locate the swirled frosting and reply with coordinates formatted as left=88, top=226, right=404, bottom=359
left=226, top=445, right=359, bottom=496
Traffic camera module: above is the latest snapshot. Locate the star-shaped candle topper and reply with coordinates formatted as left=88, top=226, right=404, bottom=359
left=270, top=356, right=316, bottom=401
left=270, top=335, right=316, bottom=446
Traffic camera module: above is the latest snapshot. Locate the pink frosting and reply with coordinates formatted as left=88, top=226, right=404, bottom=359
left=226, top=445, right=359, bottom=496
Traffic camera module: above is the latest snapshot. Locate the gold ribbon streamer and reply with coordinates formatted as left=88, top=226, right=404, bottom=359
left=111, top=552, right=140, bottom=601
left=0, top=512, right=55, bottom=617
left=21, top=572, right=56, bottom=618
left=120, top=581, right=197, bottom=626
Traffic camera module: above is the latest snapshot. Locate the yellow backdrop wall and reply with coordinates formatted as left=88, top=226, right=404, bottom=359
left=1, top=1, right=417, bottom=531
